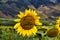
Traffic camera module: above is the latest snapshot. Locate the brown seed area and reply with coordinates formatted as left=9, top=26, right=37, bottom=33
left=47, top=28, right=59, bottom=37
left=20, top=16, right=35, bottom=30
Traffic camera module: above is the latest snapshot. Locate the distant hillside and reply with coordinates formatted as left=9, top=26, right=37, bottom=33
left=0, top=0, right=60, bottom=20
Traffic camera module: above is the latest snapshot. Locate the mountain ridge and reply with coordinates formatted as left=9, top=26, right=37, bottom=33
left=0, top=0, right=60, bottom=20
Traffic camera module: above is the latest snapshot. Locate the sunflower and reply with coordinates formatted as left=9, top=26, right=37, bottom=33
left=46, top=28, right=59, bottom=37
left=14, top=9, right=42, bottom=37
left=56, top=17, right=60, bottom=33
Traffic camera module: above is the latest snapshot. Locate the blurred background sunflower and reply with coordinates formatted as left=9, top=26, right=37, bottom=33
left=56, top=17, right=60, bottom=33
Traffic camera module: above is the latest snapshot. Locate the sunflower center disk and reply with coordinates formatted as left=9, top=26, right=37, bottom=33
left=20, top=16, right=35, bottom=30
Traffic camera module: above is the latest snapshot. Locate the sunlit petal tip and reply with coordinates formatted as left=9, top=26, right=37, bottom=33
left=37, top=16, right=40, bottom=19
left=39, top=23, right=42, bottom=25
left=17, top=31, right=20, bottom=34
left=33, top=10, right=36, bottom=12
left=17, top=14, right=20, bottom=17
left=14, top=23, right=20, bottom=29
left=20, top=12, right=24, bottom=15
left=35, top=22, right=42, bottom=25
left=19, top=11, right=23, bottom=13
left=29, top=9, right=31, bottom=11
left=14, top=19, right=20, bottom=22
left=17, top=13, right=24, bottom=18
left=14, top=25, right=18, bottom=29
left=19, top=31, right=23, bottom=35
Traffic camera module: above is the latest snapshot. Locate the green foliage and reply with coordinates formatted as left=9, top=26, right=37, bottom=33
left=0, top=18, right=60, bottom=40
left=0, top=26, right=60, bottom=40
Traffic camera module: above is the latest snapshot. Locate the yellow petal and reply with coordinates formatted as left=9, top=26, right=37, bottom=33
left=22, top=31, right=26, bottom=37
left=31, top=26, right=37, bottom=35
left=32, top=10, right=37, bottom=16
left=25, top=10, right=30, bottom=16
left=14, top=23, right=20, bottom=29
left=16, top=28, right=21, bottom=33
left=35, top=20, right=42, bottom=25
left=14, top=19, right=20, bottom=22
left=25, top=9, right=37, bottom=16
left=28, top=30, right=33, bottom=36
left=18, top=12, right=24, bottom=18
left=26, top=31, right=30, bottom=36
left=34, top=16, right=40, bottom=20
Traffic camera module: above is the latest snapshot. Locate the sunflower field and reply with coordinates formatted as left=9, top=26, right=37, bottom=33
left=0, top=9, right=60, bottom=40
left=0, top=0, right=60, bottom=40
